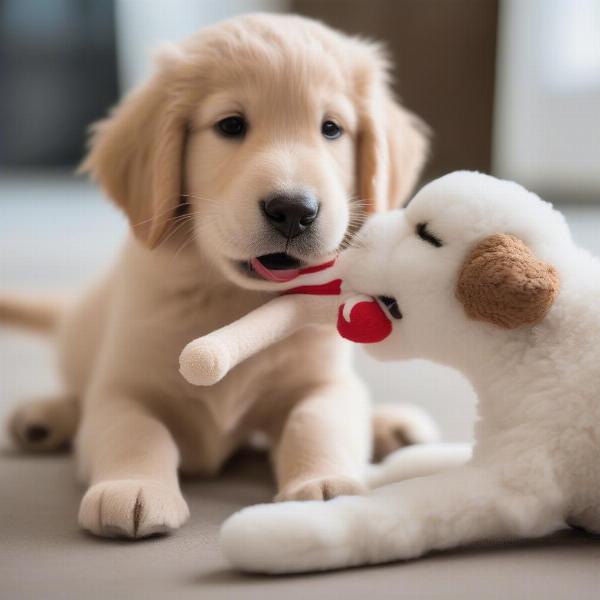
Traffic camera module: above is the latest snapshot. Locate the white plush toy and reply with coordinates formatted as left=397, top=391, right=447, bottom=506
left=181, top=171, right=600, bottom=574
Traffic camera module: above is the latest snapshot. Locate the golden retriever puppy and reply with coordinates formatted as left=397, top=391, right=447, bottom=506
left=5, top=14, right=432, bottom=538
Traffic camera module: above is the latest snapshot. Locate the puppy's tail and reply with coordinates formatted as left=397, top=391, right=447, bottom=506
left=0, top=293, right=66, bottom=334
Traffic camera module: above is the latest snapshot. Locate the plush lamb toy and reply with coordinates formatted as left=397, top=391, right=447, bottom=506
left=181, top=171, right=600, bottom=574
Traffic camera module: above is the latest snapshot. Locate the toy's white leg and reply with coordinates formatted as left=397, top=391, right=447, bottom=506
left=366, top=442, right=472, bottom=488
left=272, top=377, right=371, bottom=502
left=76, top=399, right=189, bottom=538
left=179, top=295, right=337, bottom=386
left=221, top=464, right=566, bottom=573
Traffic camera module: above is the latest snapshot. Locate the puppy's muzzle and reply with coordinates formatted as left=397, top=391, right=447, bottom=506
left=261, top=192, right=320, bottom=239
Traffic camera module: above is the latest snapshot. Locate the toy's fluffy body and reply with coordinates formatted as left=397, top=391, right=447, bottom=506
left=208, top=171, right=600, bottom=573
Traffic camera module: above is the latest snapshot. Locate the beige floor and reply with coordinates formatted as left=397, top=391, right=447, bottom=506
left=1, top=172, right=600, bottom=599
left=2, top=449, right=599, bottom=600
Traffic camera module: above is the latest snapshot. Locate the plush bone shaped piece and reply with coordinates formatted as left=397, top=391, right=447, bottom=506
left=179, top=267, right=394, bottom=387
left=197, top=171, right=600, bottom=574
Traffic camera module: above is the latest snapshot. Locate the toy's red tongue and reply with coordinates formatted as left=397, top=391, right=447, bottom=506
left=337, top=300, right=392, bottom=343
left=250, top=257, right=335, bottom=283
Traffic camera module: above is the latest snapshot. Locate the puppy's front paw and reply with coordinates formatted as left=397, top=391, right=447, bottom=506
left=276, top=476, right=366, bottom=502
left=179, top=339, right=230, bottom=386
left=78, top=479, right=189, bottom=539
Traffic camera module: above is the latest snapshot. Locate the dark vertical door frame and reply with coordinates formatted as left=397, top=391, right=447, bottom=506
left=292, top=0, right=499, bottom=184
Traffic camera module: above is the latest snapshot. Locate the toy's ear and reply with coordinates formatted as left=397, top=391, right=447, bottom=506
left=456, top=234, right=560, bottom=329
left=356, top=76, right=429, bottom=213
left=80, top=51, right=188, bottom=249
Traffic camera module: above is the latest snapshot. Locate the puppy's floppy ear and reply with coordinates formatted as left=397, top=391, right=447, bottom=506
left=383, top=99, right=430, bottom=210
left=456, top=234, right=560, bottom=329
left=80, top=50, right=188, bottom=249
left=356, top=61, right=429, bottom=213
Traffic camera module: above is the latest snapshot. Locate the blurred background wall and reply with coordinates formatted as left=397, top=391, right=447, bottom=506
left=1, top=0, right=598, bottom=199
left=293, top=0, right=499, bottom=186
left=0, top=0, right=119, bottom=166
left=1, top=0, right=599, bottom=442
left=494, top=0, right=600, bottom=201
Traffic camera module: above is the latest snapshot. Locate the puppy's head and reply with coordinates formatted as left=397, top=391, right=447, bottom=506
left=341, top=171, right=568, bottom=364
left=81, top=14, right=428, bottom=290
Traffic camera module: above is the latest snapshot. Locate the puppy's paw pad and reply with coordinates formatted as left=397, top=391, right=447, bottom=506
left=276, top=476, right=366, bottom=502
left=78, top=479, right=189, bottom=539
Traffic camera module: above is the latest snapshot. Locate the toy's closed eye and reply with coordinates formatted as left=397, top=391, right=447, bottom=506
left=416, top=223, right=443, bottom=248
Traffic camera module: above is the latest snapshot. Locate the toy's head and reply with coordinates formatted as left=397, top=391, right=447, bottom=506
left=341, top=171, right=569, bottom=367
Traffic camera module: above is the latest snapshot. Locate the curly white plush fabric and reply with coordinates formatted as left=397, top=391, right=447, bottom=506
left=219, top=171, right=600, bottom=573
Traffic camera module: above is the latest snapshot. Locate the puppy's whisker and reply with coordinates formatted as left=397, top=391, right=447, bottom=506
left=130, top=199, right=192, bottom=229
left=171, top=230, right=198, bottom=264
left=147, top=212, right=196, bottom=229
left=132, top=205, right=210, bottom=233
left=154, top=217, right=196, bottom=251
left=130, top=191, right=224, bottom=231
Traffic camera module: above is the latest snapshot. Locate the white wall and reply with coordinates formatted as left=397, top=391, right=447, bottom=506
left=493, top=0, right=600, bottom=198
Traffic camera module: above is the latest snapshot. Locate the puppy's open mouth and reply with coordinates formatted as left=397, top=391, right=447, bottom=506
left=238, top=253, right=306, bottom=282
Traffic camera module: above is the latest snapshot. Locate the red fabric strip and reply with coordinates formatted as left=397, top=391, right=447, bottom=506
left=298, top=259, right=336, bottom=275
left=282, top=279, right=342, bottom=296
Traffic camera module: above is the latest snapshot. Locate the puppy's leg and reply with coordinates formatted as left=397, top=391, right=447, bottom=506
left=221, top=464, right=566, bottom=574
left=8, top=394, right=79, bottom=452
left=372, top=402, right=440, bottom=462
left=77, top=400, right=189, bottom=539
left=273, top=378, right=371, bottom=502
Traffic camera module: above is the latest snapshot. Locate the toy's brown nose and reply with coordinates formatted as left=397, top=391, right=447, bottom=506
left=261, top=193, right=319, bottom=239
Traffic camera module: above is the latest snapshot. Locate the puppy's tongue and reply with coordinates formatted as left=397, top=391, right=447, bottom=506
left=250, top=255, right=336, bottom=283
left=250, top=257, right=301, bottom=282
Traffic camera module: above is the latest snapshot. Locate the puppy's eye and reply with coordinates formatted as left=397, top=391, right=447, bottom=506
left=321, top=120, right=342, bottom=140
left=216, top=116, right=246, bottom=138
left=416, top=223, right=443, bottom=248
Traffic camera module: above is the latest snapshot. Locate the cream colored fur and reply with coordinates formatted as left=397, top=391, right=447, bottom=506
left=5, top=14, right=433, bottom=539
left=220, top=172, right=600, bottom=573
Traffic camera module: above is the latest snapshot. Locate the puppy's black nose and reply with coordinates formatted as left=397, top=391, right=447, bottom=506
left=261, top=193, right=319, bottom=239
